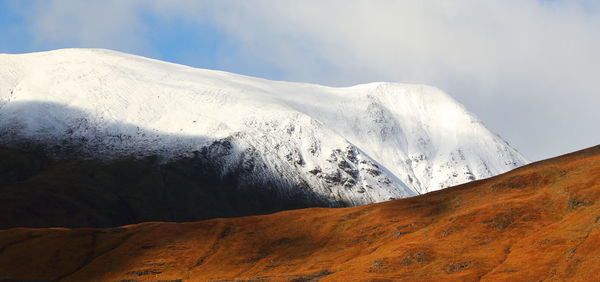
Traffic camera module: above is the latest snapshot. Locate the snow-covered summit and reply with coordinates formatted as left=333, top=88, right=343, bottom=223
left=0, top=49, right=527, bottom=205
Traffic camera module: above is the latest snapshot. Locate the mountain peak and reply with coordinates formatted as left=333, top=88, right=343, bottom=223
left=0, top=49, right=527, bottom=205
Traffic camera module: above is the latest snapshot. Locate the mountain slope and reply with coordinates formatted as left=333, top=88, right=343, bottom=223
left=0, top=48, right=526, bottom=206
left=0, top=145, right=597, bottom=281
left=0, top=144, right=333, bottom=228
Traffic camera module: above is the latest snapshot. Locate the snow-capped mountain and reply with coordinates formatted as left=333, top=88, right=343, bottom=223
left=0, top=49, right=527, bottom=206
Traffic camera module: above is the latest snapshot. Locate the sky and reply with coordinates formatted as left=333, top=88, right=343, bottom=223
left=1, top=0, right=598, bottom=161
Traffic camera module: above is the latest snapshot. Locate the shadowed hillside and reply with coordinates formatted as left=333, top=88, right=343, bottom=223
left=0, top=144, right=332, bottom=228
left=0, top=145, right=598, bottom=281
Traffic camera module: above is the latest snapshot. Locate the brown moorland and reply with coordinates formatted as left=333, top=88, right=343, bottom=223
left=0, top=145, right=599, bottom=281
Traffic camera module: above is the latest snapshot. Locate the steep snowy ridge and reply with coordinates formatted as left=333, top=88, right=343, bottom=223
left=0, top=49, right=527, bottom=205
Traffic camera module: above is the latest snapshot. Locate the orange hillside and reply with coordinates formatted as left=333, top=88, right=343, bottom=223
left=1, top=145, right=599, bottom=281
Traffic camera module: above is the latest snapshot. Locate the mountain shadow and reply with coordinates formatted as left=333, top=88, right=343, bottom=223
left=0, top=101, right=338, bottom=228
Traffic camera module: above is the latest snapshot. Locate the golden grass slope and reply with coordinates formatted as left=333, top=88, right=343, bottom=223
left=1, top=145, right=599, bottom=281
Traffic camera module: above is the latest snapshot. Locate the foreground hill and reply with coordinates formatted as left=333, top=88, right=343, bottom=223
left=0, top=145, right=597, bottom=281
left=1, top=49, right=526, bottom=208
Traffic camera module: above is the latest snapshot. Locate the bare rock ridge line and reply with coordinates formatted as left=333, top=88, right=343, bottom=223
left=0, top=48, right=526, bottom=209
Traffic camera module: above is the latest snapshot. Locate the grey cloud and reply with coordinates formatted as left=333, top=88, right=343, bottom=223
left=22, top=0, right=151, bottom=54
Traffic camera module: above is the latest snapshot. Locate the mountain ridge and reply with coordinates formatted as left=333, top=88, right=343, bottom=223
left=0, top=48, right=527, bottom=205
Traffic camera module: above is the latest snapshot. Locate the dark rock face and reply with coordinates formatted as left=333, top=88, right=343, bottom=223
left=0, top=144, right=336, bottom=229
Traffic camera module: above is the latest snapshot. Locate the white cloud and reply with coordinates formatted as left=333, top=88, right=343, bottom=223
left=18, top=0, right=600, bottom=160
